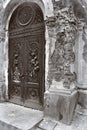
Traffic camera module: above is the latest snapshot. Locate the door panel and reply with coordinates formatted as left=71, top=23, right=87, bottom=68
left=8, top=2, right=45, bottom=110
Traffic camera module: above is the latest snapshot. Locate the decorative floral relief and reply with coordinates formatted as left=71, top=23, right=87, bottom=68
left=27, top=42, right=40, bottom=83
left=12, top=44, right=21, bottom=83
left=29, top=88, right=38, bottom=99
left=13, top=66, right=20, bottom=82
left=17, top=5, right=34, bottom=26
left=12, top=85, right=21, bottom=96
left=47, top=6, right=77, bottom=89
left=29, top=50, right=39, bottom=78
left=46, top=16, right=56, bottom=28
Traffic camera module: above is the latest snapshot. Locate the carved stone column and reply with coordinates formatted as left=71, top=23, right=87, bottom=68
left=76, top=22, right=87, bottom=110
left=44, top=1, right=78, bottom=125
left=45, top=16, right=56, bottom=86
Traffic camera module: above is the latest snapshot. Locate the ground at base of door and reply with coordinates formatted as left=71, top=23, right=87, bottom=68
left=0, top=102, right=43, bottom=130
left=0, top=102, right=87, bottom=130
left=31, top=112, right=87, bottom=130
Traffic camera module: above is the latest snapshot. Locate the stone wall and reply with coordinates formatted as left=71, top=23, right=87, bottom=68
left=0, top=0, right=87, bottom=125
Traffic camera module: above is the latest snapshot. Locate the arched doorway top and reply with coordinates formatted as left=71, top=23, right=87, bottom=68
left=3, top=0, right=49, bottom=30
left=9, top=2, right=45, bottom=31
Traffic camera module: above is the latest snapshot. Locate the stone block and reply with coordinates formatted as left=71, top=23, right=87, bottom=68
left=44, top=90, right=78, bottom=125
left=78, top=90, right=87, bottom=109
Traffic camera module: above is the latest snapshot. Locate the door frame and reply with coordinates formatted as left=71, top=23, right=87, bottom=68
left=8, top=3, right=45, bottom=109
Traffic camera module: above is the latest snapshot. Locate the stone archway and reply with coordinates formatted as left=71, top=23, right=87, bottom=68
left=1, top=0, right=53, bottom=111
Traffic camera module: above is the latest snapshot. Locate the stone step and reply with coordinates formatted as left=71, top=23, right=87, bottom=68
left=0, top=120, right=20, bottom=130
left=0, top=102, right=43, bottom=130
left=30, top=119, right=57, bottom=130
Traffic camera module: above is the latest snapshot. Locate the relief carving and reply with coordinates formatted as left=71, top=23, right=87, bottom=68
left=53, top=0, right=65, bottom=11
left=13, top=86, right=21, bottom=96
left=29, top=50, right=39, bottom=79
left=50, top=6, right=77, bottom=89
left=27, top=42, right=40, bottom=83
left=17, top=5, right=34, bottom=26
left=29, top=88, right=38, bottom=99
left=13, top=66, right=20, bottom=82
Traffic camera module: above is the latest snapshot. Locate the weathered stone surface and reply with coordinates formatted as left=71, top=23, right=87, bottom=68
left=44, top=1, right=79, bottom=125
left=76, top=22, right=87, bottom=89
left=78, top=90, right=87, bottom=109
left=0, top=0, right=87, bottom=127
left=44, top=90, right=78, bottom=125
left=38, top=119, right=57, bottom=130
left=31, top=111, right=87, bottom=130
left=73, top=0, right=87, bottom=115
left=0, top=1, right=6, bottom=102
left=0, top=121, right=19, bottom=130
left=0, top=102, right=43, bottom=130
left=47, top=3, right=78, bottom=89
left=30, top=127, right=42, bottom=130
left=1, top=103, right=87, bottom=130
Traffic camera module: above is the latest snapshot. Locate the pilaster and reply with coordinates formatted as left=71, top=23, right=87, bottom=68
left=0, top=1, right=6, bottom=102
left=44, top=0, right=78, bottom=124
left=76, top=22, right=87, bottom=109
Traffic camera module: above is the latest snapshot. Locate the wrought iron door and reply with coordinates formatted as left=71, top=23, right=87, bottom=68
left=8, top=2, right=45, bottom=110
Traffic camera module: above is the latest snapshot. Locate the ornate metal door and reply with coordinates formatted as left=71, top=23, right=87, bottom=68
left=8, top=2, right=45, bottom=110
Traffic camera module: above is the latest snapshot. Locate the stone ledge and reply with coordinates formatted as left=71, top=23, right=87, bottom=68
left=44, top=89, right=78, bottom=125
left=0, top=102, right=43, bottom=130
